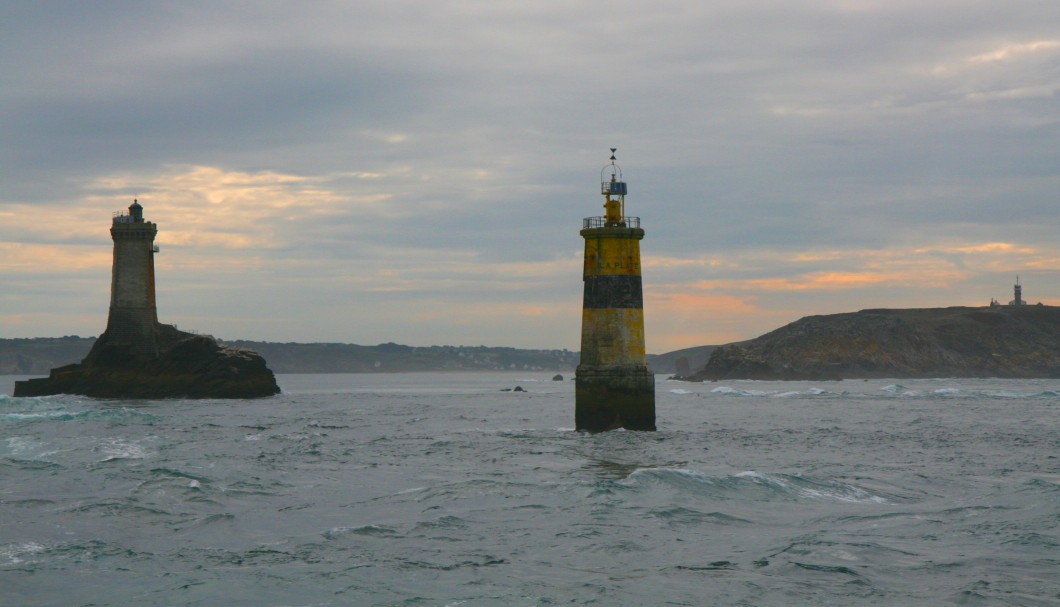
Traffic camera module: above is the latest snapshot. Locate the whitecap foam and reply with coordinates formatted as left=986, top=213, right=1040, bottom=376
left=2, top=411, right=76, bottom=421
left=627, top=467, right=715, bottom=485
left=735, top=471, right=888, bottom=504
left=882, top=384, right=919, bottom=397
left=5, top=436, right=39, bottom=456
left=711, top=386, right=774, bottom=397
left=669, top=389, right=692, bottom=395
left=3, top=436, right=60, bottom=459
left=734, top=470, right=770, bottom=480
left=933, top=388, right=961, bottom=395
left=98, top=438, right=150, bottom=461
left=0, top=542, right=46, bottom=565
left=794, top=482, right=889, bottom=504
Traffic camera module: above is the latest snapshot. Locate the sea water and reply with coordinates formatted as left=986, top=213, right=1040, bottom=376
left=1, top=374, right=1057, bottom=606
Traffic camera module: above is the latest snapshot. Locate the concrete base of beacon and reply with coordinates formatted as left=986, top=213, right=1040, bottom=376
left=575, top=366, right=656, bottom=432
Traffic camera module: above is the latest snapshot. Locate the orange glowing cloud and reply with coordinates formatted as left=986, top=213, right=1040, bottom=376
left=647, top=291, right=753, bottom=315
left=744, top=271, right=927, bottom=291
left=81, top=165, right=399, bottom=252
left=0, top=242, right=111, bottom=273
left=641, top=255, right=729, bottom=270
left=643, top=291, right=772, bottom=350
left=916, top=242, right=1036, bottom=255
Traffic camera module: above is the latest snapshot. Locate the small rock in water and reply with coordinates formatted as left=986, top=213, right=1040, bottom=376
left=552, top=374, right=564, bottom=381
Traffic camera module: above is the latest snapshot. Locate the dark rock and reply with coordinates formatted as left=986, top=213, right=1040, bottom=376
left=513, top=386, right=525, bottom=392
left=552, top=374, right=564, bottom=381
left=686, top=305, right=1059, bottom=381
left=13, top=323, right=280, bottom=399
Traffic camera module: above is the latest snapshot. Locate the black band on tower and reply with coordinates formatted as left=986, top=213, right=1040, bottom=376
left=582, top=274, right=643, bottom=309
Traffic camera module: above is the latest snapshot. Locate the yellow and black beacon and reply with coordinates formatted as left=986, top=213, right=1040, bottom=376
left=575, top=149, right=655, bottom=432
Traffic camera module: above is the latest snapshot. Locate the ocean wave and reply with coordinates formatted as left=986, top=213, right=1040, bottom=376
left=623, top=468, right=890, bottom=504
left=708, top=385, right=849, bottom=398
left=702, top=383, right=1059, bottom=400
left=1, top=405, right=156, bottom=426
left=646, top=506, right=753, bottom=526
left=97, top=438, right=153, bottom=461
left=63, top=500, right=174, bottom=518
left=1021, top=477, right=1060, bottom=493
left=0, top=539, right=151, bottom=569
left=1, top=458, right=64, bottom=471
left=711, top=386, right=774, bottom=397
left=2, top=436, right=61, bottom=460
left=324, top=524, right=399, bottom=539
left=148, top=467, right=210, bottom=483
left=1, top=410, right=80, bottom=422
left=0, top=541, right=46, bottom=566
left=881, top=384, right=919, bottom=397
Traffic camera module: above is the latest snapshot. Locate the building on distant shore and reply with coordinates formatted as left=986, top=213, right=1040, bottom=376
left=990, top=276, right=1043, bottom=307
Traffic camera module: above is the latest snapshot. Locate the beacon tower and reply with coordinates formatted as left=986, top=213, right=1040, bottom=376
left=575, top=150, right=656, bottom=432
left=103, top=200, right=160, bottom=357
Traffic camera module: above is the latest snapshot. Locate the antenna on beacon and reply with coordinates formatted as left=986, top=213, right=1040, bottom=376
left=601, top=148, right=627, bottom=225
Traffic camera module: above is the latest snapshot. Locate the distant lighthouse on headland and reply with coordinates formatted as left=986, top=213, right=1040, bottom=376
left=1010, top=276, right=1026, bottom=306
left=575, top=150, right=656, bottom=432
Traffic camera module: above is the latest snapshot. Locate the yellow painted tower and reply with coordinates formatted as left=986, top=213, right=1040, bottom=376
left=576, top=150, right=655, bottom=431
left=103, top=200, right=160, bottom=357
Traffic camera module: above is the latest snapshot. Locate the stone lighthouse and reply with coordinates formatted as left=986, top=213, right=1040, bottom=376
left=103, top=199, right=160, bottom=357
left=14, top=198, right=280, bottom=399
left=575, top=150, right=656, bottom=432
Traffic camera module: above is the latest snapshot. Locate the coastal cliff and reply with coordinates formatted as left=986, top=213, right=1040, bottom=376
left=686, top=305, right=1059, bottom=381
left=13, top=323, right=280, bottom=399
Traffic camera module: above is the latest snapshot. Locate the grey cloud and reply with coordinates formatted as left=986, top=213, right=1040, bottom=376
left=2, top=1, right=1057, bottom=345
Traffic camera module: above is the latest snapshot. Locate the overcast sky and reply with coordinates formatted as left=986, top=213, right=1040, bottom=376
left=1, top=1, right=1057, bottom=353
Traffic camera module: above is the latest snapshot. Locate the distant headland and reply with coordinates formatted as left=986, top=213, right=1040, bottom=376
left=682, top=305, right=1059, bottom=381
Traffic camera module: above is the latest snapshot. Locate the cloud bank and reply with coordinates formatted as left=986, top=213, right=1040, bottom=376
left=2, top=1, right=1057, bottom=352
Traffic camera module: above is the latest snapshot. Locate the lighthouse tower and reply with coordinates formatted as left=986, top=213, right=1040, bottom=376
left=103, top=200, right=160, bottom=357
left=1011, top=276, right=1025, bottom=306
left=575, top=150, right=656, bottom=431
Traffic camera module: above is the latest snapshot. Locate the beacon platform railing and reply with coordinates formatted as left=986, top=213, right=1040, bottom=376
left=582, top=216, right=640, bottom=229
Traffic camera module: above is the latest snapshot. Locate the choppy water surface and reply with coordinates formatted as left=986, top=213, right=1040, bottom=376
left=2, top=374, right=1058, bottom=606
